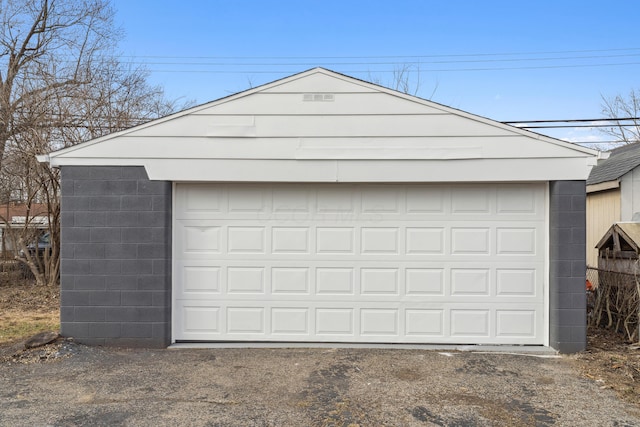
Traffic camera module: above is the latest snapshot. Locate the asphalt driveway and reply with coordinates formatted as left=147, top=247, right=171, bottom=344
left=1, top=342, right=639, bottom=426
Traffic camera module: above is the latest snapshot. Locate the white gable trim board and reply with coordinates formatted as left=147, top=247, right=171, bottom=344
left=46, top=69, right=597, bottom=352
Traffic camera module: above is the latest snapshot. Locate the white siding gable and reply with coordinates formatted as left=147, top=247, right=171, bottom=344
left=43, top=68, right=600, bottom=182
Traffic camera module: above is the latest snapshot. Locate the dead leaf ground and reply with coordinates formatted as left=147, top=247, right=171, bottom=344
left=572, top=326, right=640, bottom=407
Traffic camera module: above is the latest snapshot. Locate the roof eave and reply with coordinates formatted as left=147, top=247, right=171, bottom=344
left=587, top=180, right=620, bottom=193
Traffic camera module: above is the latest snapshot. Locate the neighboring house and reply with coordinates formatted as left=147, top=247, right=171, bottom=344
left=586, top=143, right=640, bottom=268
left=0, top=202, right=49, bottom=257
left=40, top=68, right=600, bottom=353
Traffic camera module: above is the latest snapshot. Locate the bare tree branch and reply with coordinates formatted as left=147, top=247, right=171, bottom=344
left=601, top=90, right=640, bottom=145
left=0, top=0, right=191, bottom=286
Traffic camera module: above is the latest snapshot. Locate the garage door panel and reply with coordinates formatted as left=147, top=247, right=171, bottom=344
left=182, top=266, right=221, bottom=294
left=271, top=267, right=310, bottom=294
left=227, top=186, right=267, bottom=212
left=181, top=304, right=221, bottom=335
left=272, top=227, right=310, bottom=253
left=496, top=310, right=538, bottom=338
left=360, top=309, right=399, bottom=336
left=406, top=227, right=444, bottom=254
left=405, top=268, right=445, bottom=295
left=496, top=185, right=539, bottom=214
left=450, top=268, right=491, bottom=296
left=405, top=309, right=445, bottom=336
left=317, top=188, right=354, bottom=212
left=361, top=268, right=399, bottom=295
left=451, top=187, right=493, bottom=214
left=272, top=308, right=309, bottom=334
left=497, top=227, right=539, bottom=254
left=180, top=225, right=222, bottom=254
left=175, top=183, right=545, bottom=221
left=361, top=227, right=400, bottom=254
left=496, top=269, right=538, bottom=296
left=176, top=222, right=544, bottom=259
left=450, top=309, right=491, bottom=337
left=227, top=267, right=265, bottom=294
left=406, top=187, right=446, bottom=213
left=227, top=227, right=266, bottom=254
left=316, top=267, right=355, bottom=294
left=316, top=308, right=355, bottom=335
left=451, top=228, right=490, bottom=254
left=227, top=307, right=266, bottom=334
left=316, top=227, right=355, bottom=253
left=361, top=186, right=400, bottom=213
left=174, top=183, right=546, bottom=344
left=175, top=301, right=544, bottom=343
left=175, top=261, right=544, bottom=301
left=176, top=185, right=223, bottom=216
left=272, top=188, right=312, bottom=212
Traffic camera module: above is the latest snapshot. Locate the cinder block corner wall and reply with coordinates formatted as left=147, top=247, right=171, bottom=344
left=59, top=166, right=171, bottom=347
left=549, top=180, right=587, bottom=353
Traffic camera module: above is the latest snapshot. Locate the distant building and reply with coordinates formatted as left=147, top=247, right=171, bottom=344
left=0, top=202, right=49, bottom=257
left=587, top=142, right=640, bottom=267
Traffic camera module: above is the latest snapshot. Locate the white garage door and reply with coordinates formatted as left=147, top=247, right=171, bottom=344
left=173, top=183, right=546, bottom=345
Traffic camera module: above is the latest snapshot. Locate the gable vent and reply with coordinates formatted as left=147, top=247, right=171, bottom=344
left=303, top=93, right=335, bottom=102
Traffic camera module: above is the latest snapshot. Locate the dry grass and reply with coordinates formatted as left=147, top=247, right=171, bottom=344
left=0, top=310, right=59, bottom=344
left=0, top=265, right=59, bottom=345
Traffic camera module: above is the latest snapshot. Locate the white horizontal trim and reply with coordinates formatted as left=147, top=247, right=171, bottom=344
left=295, top=145, right=485, bottom=160
left=46, top=136, right=595, bottom=162
left=48, top=157, right=594, bottom=181
left=149, top=158, right=595, bottom=181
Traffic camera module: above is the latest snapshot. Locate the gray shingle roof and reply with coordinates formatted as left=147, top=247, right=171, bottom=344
left=587, top=142, right=640, bottom=185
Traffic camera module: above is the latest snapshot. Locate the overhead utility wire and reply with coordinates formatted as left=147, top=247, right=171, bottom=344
left=106, top=47, right=640, bottom=73
left=146, top=62, right=640, bottom=73
left=504, top=117, right=640, bottom=129
left=116, top=47, right=640, bottom=60
left=121, top=53, right=640, bottom=67
left=572, top=142, right=635, bottom=146
left=503, top=117, right=640, bottom=124
left=521, top=124, right=636, bottom=129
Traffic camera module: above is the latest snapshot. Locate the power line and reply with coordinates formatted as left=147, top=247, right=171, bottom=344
left=115, top=47, right=640, bottom=61
left=504, top=117, right=640, bottom=130
left=117, top=53, right=640, bottom=67
left=566, top=141, right=623, bottom=145
left=142, top=61, right=640, bottom=74
left=101, top=47, right=640, bottom=74
left=522, top=124, right=637, bottom=129
left=503, top=117, right=640, bottom=124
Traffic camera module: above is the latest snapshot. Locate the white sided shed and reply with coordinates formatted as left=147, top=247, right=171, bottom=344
left=44, top=68, right=599, bottom=352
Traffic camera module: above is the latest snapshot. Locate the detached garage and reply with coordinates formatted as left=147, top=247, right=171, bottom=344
left=42, top=68, right=599, bottom=353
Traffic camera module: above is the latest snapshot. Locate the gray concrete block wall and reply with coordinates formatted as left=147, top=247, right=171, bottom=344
left=549, top=180, right=587, bottom=353
left=60, top=166, right=171, bottom=347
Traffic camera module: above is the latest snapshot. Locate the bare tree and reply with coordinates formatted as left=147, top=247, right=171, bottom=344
left=601, top=90, right=640, bottom=145
left=367, top=63, right=438, bottom=99
left=2, top=131, right=60, bottom=285
left=0, top=0, right=185, bottom=286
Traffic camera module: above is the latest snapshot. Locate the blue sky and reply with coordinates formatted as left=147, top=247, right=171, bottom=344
left=111, top=0, right=640, bottom=145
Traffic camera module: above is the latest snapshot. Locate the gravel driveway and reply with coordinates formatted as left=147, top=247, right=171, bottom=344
left=1, top=342, right=639, bottom=426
